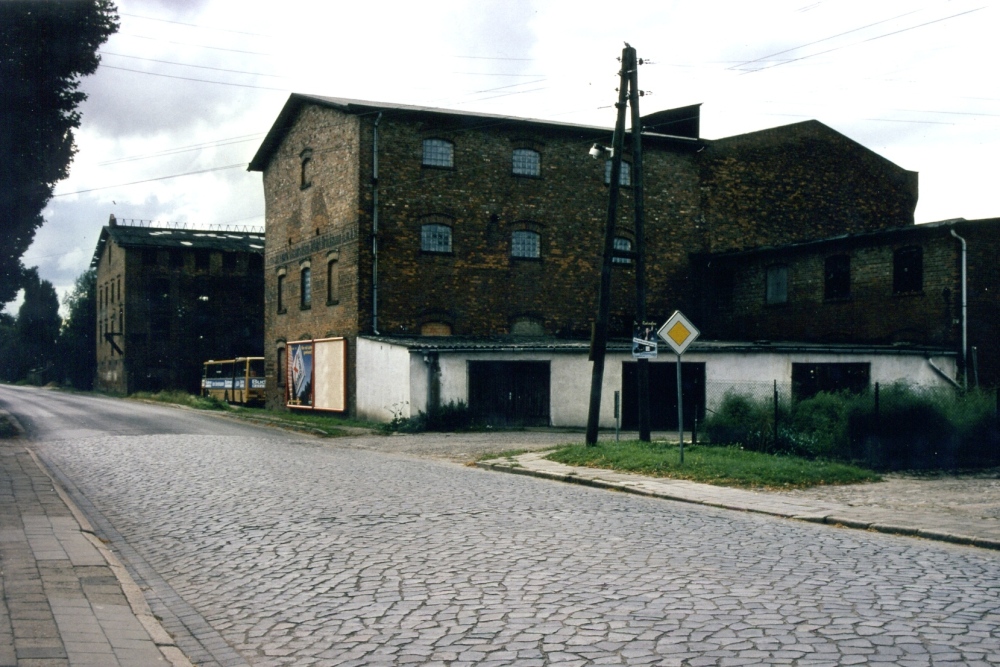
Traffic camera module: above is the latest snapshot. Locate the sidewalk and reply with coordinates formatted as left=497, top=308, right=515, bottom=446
left=0, top=412, right=191, bottom=667
left=478, top=450, right=1000, bottom=550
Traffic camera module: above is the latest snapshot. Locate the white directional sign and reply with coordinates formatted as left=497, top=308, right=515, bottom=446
left=657, top=310, right=700, bottom=355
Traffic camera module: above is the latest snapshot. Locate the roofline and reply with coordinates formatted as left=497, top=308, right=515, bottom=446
left=248, top=93, right=703, bottom=172
left=359, top=335, right=953, bottom=357
left=690, top=217, right=999, bottom=262
left=89, top=223, right=266, bottom=269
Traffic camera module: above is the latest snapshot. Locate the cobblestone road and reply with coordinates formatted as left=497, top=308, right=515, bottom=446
left=34, top=431, right=1000, bottom=667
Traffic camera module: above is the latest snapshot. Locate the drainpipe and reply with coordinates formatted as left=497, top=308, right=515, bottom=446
left=950, top=228, right=967, bottom=390
left=372, top=112, right=383, bottom=335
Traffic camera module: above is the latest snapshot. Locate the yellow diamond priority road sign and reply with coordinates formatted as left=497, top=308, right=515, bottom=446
left=657, top=310, right=700, bottom=355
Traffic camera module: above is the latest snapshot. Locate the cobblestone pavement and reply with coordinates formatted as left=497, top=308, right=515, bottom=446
left=36, top=432, right=1000, bottom=666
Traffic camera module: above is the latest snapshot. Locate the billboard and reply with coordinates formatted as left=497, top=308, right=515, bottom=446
left=286, top=337, right=346, bottom=412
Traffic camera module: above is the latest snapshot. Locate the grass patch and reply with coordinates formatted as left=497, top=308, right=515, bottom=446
left=0, top=415, right=19, bottom=438
left=546, top=440, right=881, bottom=489
left=129, top=390, right=229, bottom=411
left=127, top=391, right=379, bottom=436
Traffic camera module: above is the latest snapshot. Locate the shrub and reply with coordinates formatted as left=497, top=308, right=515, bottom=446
left=704, top=391, right=778, bottom=453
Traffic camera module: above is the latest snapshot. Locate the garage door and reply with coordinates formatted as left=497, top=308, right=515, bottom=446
left=468, top=361, right=550, bottom=426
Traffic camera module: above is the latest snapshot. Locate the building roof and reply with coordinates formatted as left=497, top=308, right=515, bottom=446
left=692, top=217, right=1000, bottom=262
left=90, top=219, right=265, bottom=269
left=360, top=334, right=953, bottom=357
left=247, top=93, right=705, bottom=172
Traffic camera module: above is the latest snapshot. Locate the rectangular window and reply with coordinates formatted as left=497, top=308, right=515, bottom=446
left=511, top=230, right=540, bottom=258
left=893, top=246, right=923, bottom=293
left=422, top=139, right=454, bottom=168
left=300, top=267, right=311, bottom=309
left=824, top=255, right=850, bottom=300
left=169, top=250, right=185, bottom=268
left=421, top=224, right=452, bottom=253
left=512, top=148, right=541, bottom=177
left=766, top=265, right=788, bottom=305
left=142, top=249, right=158, bottom=266
left=604, top=160, right=632, bottom=186
left=195, top=250, right=210, bottom=270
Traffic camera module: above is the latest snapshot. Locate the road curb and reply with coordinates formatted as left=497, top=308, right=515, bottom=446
left=477, top=456, right=1000, bottom=552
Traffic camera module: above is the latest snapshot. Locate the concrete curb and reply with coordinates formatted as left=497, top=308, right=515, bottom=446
left=477, top=453, right=1000, bottom=552
left=25, top=447, right=195, bottom=667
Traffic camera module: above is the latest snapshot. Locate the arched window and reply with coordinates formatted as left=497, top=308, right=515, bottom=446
left=300, top=266, right=312, bottom=309
left=421, top=224, right=452, bottom=253
left=276, top=272, right=286, bottom=313
left=326, top=254, right=339, bottom=305
left=512, top=148, right=540, bottom=176
left=511, top=230, right=540, bottom=259
left=612, top=237, right=633, bottom=265
left=422, top=139, right=454, bottom=168
left=299, top=149, right=313, bottom=189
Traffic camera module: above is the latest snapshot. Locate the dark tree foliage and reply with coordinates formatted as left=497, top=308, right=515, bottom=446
left=56, top=268, right=96, bottom=388
left=13, top=267, right=62, bottom=379
left=0, top=312, right=16, bottom=381
left=0, top=1, right=119, bottom=304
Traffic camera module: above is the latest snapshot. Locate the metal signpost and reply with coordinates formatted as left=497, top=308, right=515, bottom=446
left=657, top=311, right=700, bottom=464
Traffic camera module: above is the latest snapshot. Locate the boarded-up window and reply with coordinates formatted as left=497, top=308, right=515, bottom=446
left=421, top=322, right=452, bottom=336
left=766, top=265, right=788, bottom=305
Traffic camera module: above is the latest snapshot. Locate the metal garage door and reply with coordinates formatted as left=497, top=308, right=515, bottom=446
left=468, top=361, right=550, bottom=426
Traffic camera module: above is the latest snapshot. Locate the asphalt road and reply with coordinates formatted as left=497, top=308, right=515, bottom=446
left=3, top=385, right=1000, bottom=666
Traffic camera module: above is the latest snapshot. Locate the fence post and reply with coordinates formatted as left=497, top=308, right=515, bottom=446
left=873, top=381, right=880, bottom=468
left=692, top=402, right=698, bottom=445
left=773, top=380, right=779, bottom=452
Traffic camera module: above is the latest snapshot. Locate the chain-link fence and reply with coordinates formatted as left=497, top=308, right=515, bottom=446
left=697, top=381, right=1000, bottom=471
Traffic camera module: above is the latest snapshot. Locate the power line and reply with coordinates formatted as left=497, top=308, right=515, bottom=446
left=120, top=11, right=272, bottom=38
left=741, top=6, right=985, bottom=74
left=98, top=134, right=266, bottom=166
left=729, top=8, right=921, bottom=71
left=116, top=32, right=271, bottom=56
left=52, top=164, right=250, bottom=197
left=100, top=51, right=285, bottom=79
left=99, top=64, right=287, bottom=91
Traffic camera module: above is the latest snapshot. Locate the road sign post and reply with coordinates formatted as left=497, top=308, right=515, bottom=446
left=657, top=311, right=700, bottom=465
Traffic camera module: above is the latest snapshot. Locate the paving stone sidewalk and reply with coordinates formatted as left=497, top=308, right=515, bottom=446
left=0, top=419, right=191, bottom=667
left=478, top=450, right=1000, bottom=550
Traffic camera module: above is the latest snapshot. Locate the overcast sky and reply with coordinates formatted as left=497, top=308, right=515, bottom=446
left=14, top=0, right=998, bottom=314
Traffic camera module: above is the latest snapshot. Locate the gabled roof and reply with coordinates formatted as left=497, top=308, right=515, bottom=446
left=247, top=93, right=704, bottom=172
left=90, top=222, right=265, bottom=268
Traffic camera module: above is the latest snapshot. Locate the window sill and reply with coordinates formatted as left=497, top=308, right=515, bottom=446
left=277, top=308, right=287, bottom=315
left=420, top=250, right=454, bottom=257
left=326, top=299, right=339, bottom=307
left=421, top=164, right=454, bottom=171
left=300, top=305, right=312, bottom=311
left=511, top=255, right=542, bottom=262
left=512, top=172, right=542, bottom=179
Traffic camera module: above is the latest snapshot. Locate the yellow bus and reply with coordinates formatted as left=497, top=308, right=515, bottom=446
left=202, top=357, right=266, bottom=405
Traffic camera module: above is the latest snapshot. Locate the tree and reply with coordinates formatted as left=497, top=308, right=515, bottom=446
left=0, top=1, right=119, bottom=304
left=56, top=268, right=96, bottom=388
left=14, top=268, right=62, bottom=380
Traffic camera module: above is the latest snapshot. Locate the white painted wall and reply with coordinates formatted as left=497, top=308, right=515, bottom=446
left=356, top=338, right=413, bottom=421
left=355, top=338, right=959, bottom=426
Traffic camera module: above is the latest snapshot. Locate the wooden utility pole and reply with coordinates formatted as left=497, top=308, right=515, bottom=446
left=585, top=45, right=632, bottom=445
left=628, top=49, right=651, bottom=442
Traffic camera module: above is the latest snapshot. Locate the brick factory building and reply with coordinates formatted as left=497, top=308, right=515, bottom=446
left=693, top=217, right=1000, bottom=392
left=91, top=217, right=265, bottom=394
left=249, top=94, right=946, bottom=425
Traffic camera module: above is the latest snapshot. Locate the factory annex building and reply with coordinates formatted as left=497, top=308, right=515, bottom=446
left=249, top=94, right=922, bottom=425
left=92, top=217, right=265, bottom=394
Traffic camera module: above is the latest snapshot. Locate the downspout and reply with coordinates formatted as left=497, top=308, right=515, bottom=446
left=950, top=228, right=967, bottom=390
left=372, top=112, right=383, bottom=335
left=927, top=357, right=962, bottom=390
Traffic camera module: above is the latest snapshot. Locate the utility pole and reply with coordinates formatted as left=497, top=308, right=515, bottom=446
left=585, top=45, right=631, bottom=445
left=628, top=49, right=651, bottom=442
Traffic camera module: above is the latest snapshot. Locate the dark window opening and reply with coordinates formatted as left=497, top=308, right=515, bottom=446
left=277, top=274, right=286, bottom=313
left=824, top=254, right=851, bottom=300
left=893, top=246, right=923, bottom=293
left=223, top=253, right=238, bottom=271
left=169, top=250, right=185, bottom=268
left=300, top=267, right=311, bottom=309
left=766, top=264, right=788, bottom=305
left=142, top=249, right=158, bottom=266
left=300, top=148, right=313, bottom=189
left=792, top=363, right=870, bottom=400
left=195, top=250, right=211, bottom=270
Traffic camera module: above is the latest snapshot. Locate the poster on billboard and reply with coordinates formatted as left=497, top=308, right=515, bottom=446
left=313, top=337, right=346, bottom=411
left=286, top=340, right=313, bottom=408
left=632, top=321, right=658, bottom=359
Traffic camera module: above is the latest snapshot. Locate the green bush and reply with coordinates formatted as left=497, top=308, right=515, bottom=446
left=706, top=382, right=1000, bottom=471
left=385, top=400, right=475, bottom=433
